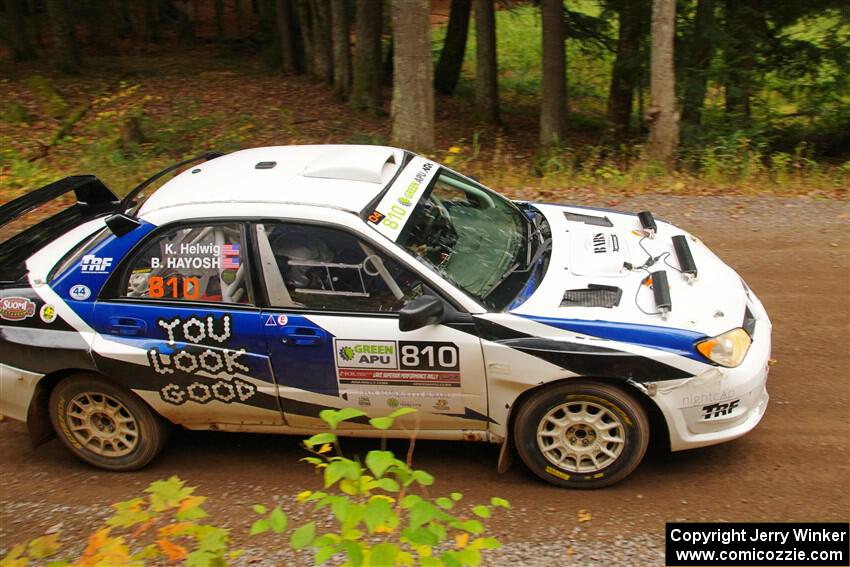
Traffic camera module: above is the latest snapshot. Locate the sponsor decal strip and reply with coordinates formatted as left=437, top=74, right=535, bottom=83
left=366, top=156, right=439, bottom=241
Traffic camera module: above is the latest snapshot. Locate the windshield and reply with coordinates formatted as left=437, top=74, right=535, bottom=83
left=395, top=169, right=529, bottom=307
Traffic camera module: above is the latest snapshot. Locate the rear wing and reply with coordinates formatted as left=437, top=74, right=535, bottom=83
left=0, top=175, right=120, bottom=282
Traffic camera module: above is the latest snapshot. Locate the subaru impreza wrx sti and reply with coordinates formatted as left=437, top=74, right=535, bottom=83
left=0, top=145, right=771, bottom=487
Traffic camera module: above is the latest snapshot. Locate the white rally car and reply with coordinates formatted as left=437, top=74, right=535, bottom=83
left=0, top=145, right=771, bottom=487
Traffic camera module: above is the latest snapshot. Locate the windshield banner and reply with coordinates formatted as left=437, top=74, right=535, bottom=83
left=366, top=156, right=439, bottom=241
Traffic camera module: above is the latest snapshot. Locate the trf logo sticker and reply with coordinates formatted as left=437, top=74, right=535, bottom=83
left=80, top=255, right=113, bottom=273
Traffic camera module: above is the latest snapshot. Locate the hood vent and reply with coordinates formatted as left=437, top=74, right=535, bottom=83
left=563, top=211, right=614, bottom=227
left=561, top=284, right=622, bottom=308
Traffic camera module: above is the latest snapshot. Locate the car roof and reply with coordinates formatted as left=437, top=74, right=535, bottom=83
left=137, top=145, right=408, bottom=218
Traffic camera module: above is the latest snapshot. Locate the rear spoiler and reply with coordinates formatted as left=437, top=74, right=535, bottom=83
left=0, top=175, right=120, bottom=282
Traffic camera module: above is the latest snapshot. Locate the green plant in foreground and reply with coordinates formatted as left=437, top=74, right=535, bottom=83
left=250, top=407, right=509, bottom=566
left=0, top=408, right=508, bottom=566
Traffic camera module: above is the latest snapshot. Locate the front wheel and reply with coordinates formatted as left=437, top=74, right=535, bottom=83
left=513, top=381, right=649, bottom=488
left=49, top=374, right=169, bottom=471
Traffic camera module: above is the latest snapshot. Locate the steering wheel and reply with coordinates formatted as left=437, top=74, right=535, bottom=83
left=421, top=199, right=458, bottom=260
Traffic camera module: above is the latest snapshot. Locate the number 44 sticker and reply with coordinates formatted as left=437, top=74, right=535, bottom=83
left=69, top=284, right=92, bottom=301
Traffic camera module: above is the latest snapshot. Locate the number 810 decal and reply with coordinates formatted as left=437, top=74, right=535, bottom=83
left=398, top=341, right=459, bottom=371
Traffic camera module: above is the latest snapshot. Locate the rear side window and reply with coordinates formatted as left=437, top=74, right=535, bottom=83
left=121, top=223, right=252, bottom=304
left=49, top=227, right=112, bottom=282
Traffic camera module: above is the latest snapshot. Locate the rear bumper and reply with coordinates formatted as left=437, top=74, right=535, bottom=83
left=652, top=299, right=772, bottom=452
left=0, top=363, right=44, bottom=422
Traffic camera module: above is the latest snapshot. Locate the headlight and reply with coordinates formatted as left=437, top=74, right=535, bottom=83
left=696, top=328, right=752, bottom=367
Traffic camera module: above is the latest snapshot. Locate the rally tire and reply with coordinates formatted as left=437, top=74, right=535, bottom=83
left=49, top=374, right=169, bottom=471
left=513, top=381, right=649, bottom=489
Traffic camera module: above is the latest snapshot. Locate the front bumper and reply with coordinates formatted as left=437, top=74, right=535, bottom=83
left=652, top=298, right=772, bottom=452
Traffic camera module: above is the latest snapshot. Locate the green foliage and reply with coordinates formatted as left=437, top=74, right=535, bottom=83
left=253, top=407, right=508, bottom=566
left=24, top=75, right=69, bottom=119
left=1, top=410, right=507, bottom=567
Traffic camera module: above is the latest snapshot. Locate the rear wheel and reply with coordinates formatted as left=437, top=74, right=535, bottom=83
left=513, top=381, right=649, bottom=488
left=50, top=374, right=169, bottom=471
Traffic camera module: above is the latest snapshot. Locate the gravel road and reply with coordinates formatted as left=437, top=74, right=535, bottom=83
left=1, top=195, right=848, bottom=566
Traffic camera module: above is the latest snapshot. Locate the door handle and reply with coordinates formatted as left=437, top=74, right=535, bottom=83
left=281, top=326, right=326, bottom=346
left=107, top=317, right=146, bottom=336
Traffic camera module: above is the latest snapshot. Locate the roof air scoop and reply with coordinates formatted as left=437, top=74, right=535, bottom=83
left=302, top=147, right=402, bottom=184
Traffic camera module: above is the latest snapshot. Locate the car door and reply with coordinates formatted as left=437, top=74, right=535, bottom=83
left=253, top=221, right=488, bottom=432
left=90, top=221, right=284, bottom=427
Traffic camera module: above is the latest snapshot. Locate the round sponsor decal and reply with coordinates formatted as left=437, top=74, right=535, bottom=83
left=277, top=314, right=288, bottom=326
left=39, top=304, right=57, bottom=324
left=69, top=284, right=91, bottom=301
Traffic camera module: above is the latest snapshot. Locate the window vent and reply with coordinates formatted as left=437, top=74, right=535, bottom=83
left=561, top=285, right=622, bottom=308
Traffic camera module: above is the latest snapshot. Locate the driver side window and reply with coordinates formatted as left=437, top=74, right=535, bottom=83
left=256, top=223, right=425, bottom=312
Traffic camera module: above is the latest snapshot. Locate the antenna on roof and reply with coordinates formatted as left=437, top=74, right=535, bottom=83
left=119, top=151, right=224, bottom=216
left=104, top=151, right=224, bottom=237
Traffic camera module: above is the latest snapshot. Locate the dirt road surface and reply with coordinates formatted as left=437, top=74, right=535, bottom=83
left=2, top=196, right=848, bottom=565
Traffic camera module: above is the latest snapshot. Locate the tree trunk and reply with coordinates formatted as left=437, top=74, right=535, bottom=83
left=648, top=0, right=679, bottom=167
left=330, top=0, right=351, bottom=98
left=310, top=0, right=333, bottom=84
left=390, top=0, right=434, bottom=152
left=473, top=0, right=499, bottom=123
left=434, top=0, right=471, bottom=95
left=235, top=0, right=246, bottom=38
left=45, top=0, right=81, bottom=73
left=350, top=0, right=383, bottom=114
left=142, top=0, right=159, bottom=43
left=214, top=0, right=225, bottom=39
left=606, top=0, right=644, bottom=139
left=275, top=0, right=297, bottom=74
left=723, top=0, right=756, bottom=118
left=681, top=0, right=714, bottom=127
left=540, top=0, right=567, bottom=145
left=4, top=0, right=36, bottom=61
left=383, top=38, right=394, bottom=85
left=294, top=0, right=314, bottom=77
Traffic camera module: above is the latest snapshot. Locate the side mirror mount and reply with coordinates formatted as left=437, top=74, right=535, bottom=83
left=398, top=295, right=444, bottom=332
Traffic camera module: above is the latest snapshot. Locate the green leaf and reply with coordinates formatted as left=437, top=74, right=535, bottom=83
left=490, top=497, right=511, bottom=509
left=363, top=498, right=393, bottom=533
left=290, top=521, right=317, bottom=550
left=401, top=494, right=422, bottom=509
left=375, top=477, right=400, bottom=492
left=368, top=416, right=393, bottom=430
left=401, top=527, right=439, bottom=546
left=460, top=520, right=484, bottom=534
left=269, top=506, right=288, bottom=533
left=455, top=547, right=482, bottom=566
left=315, top=544, right=338, bottom=565
left=324, top=461, right=349, bottom=488
left=320, top=408, right=366, bottom=429
left=249, top=519, right=269, bottom=535
left=469, top=537, right=501, bottom=550
left=388, top=407, right=417, bottom=419
left=305, top=432, right=337, bottom=448
left=340, top=540, right=364, bottom=567
left=409, top=501, right=437, bottom=530
left=365, top=450, right=395, bottom=478
left=411, top=470, right=434, bottom=486
left=435, top=497, right=454, bottom=509
left=441, top=551, right=463, bottom=567
left=252, top=504, right=268, bottom=515
left=367, top=543, right=399, bottom=566
left=420, top=557, right=442, bottom=567
left=472, top=505, right=491, bottom=518
left=450, top=492, right=463, bottom=502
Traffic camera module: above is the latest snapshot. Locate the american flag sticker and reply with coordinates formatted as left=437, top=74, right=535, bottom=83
left=221, top=244, right=241, bottom=269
